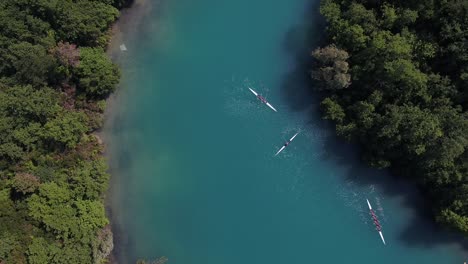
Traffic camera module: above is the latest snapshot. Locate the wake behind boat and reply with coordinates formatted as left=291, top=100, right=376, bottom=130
left=367, top=199, right=386, bottom=245
left=275, top=132, right=300, bottom=156
left=248, top=87, right=277, bottom=112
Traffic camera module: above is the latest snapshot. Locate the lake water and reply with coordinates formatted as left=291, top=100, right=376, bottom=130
left=105, top=0, right=466, bottom=263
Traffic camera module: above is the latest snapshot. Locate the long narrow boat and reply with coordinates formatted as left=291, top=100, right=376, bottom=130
left=275, top=132, right=300, bottom=156
left=366, top=199, right=386, bottom=245
left=248, top=87, right=277, bottom=112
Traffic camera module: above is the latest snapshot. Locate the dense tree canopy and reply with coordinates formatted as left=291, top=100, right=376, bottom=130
left=0, top=0, right=125, bottom=262
left=75, top=47, right=120, bottom=97
left=315, top=0, right=468, bottom=233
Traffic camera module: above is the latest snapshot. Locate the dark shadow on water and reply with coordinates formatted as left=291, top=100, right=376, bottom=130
left=321, top=134, right=468, bottom=252
left=281, top=0, right=468, bottom=255
left=280, top=0, right=325, bottom=112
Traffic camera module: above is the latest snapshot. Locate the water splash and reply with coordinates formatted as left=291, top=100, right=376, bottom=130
left=336, top=179, right=369, bottom=224
left=374, top=196, right=387, bottom=223
left=223, top=77, right=276, bottom=118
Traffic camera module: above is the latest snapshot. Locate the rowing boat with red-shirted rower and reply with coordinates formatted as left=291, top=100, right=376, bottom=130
left=248, top=87, right=277, bottom=112
left=367, top=199, right=386, bottom=245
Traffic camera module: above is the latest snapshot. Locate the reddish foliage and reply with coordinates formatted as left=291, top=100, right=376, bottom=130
left=61, top=82, right=76, bottom=110
left=57, top=135, right=103, bottom=166
left=52, top=42, right=80, bottom=67
left=13, top=173, right=40, bottom=194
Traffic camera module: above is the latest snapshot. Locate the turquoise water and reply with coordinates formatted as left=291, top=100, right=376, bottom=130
left=106, top=0, right=466, bottom=263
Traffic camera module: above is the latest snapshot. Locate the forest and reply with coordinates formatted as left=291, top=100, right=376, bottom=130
left=0, top=0, right=129, bottom=263
left=313, top=0, right=468, bottom=233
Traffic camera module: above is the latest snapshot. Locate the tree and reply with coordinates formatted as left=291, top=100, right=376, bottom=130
left=345, top=3, right=377, bottom=33
left=52, top=41, right=80, bottom=68
left=320, top=0, right=341, bottom=25
left=381, top=4, right=397, bottom=29
left=26, top=237, right=58, bottom=264
left=315, top=0, right=468, bottom=234
left=349, top=101, right=377, bottom=130
left=28, top=182, right=108, bottom=244
left=0, top=85, right=60, bottom=162
left=0, top=232, right=20, bottom=262
left=321, top=97, right=345, bottom=123
left=27, top=237, right=93, bottom=264
left=337, top=23, right=369, bottom=51
left=28, top=183, right=77, bottom=239
left=311, top=45, right=351, bottom=90
left=0, top=142, right=24, bottom=162
left=378, top=105, right=442, bottom=156
left=12, top=173, right=40, bottom=194
left=7, top=42, right=57, bottom=87
left=41, top=111, right=88, bottom=149
left=54, top=0, right=119, bottom=47
left=383, top=59, right=429, bottom=102
left=74, top=47, right=120, bottom=97
left=369, top=31, right=413, bottom=61
left=0, top=0, right=121, bottom=261
left=69, top=159, right=110, bottom=200
left=0, top=85, right=61, bottom=125
left=397, top=8, right=418, bottom=28
left=437, top=209, right=468, bottom=234
left=92, top=225, right=113, bottom=264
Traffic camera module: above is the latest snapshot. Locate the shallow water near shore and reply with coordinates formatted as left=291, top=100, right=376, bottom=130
left=105, top=0, right=467, bottom=263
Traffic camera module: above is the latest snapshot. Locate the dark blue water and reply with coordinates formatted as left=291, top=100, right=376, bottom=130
left=106, top=0, right=466, bottom=263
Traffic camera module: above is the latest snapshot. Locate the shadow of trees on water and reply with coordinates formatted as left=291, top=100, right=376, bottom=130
left=280, top=0, right=468, bottom=255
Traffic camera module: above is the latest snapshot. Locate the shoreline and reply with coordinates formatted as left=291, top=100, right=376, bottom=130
left=103, top=0, right=154, bottom=263
left=107, top=0, right=153, bottom=60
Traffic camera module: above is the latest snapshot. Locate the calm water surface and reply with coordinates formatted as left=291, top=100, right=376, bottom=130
left=106, top=0, right=466, bottom=263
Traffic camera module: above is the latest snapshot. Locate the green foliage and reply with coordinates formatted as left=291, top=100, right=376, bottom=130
left=316, top=0, right=468, bottom=234
left=75, top=47, right=121, bottom=97
left=26, top=237, right=58, bottom=264
left=28, top=183, right=77, bottom=238
left=58, top=1, right=118, bottom=46
left=381, top=4, right=397, bottom=29
left=378, top=105, right=442, bottom=156
left=0, top=0, right=125, bottom=261
left=437, top=209, right=468, bottom=233
left=0, top=85, right=60, bottom=161
left=27, top=237, right=93, bottom=264
left=321, top=97, right=345, bottom=123
left=69, top=159, right=110, bottom=200
left=0, top=85, right=61, bottom=124
left=345, top=3, right=377, bottom=33
left=369, top=31, right=413, bottom=61
left=7, top=42, right=57, bottom=87
left=320, top=0, right=341, bottom=25
left=42, top=111, right=88, bottom=149
left=349, top=101, right=376, bottom=130
left=0, top=189, right=16, bottom=226
left=0, top=232, right=20, bottom=262
left=28, top=182, right=108, bottom=244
